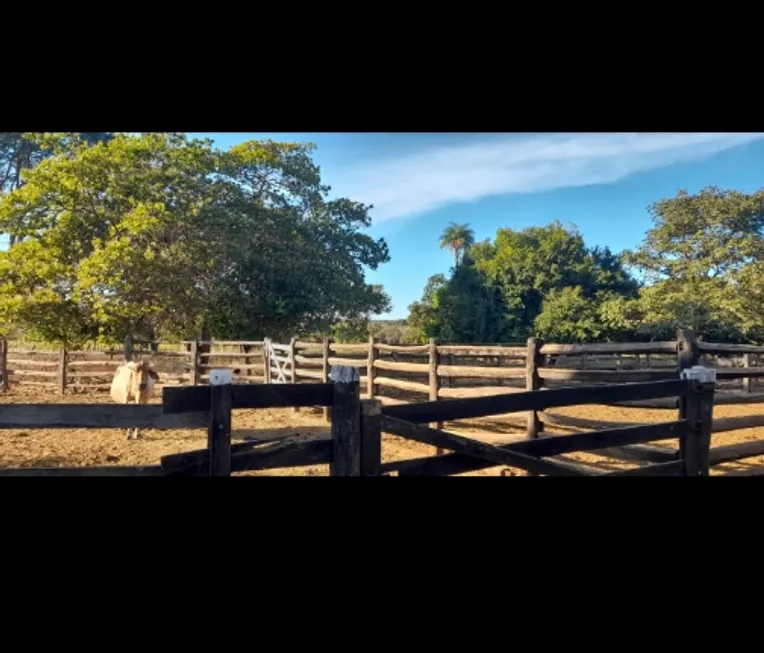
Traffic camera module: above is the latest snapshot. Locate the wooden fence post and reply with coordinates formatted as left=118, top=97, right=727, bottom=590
left=322, top=338, right=331, bottom=423
left=429, top=337, right=442, bottom=454
left=289, top=336, right=299, bottom=413
left=124, top=335, right=134, bottom=362
left=743, top=353, right=751, bottom=394
left=190, top=340, right=199, bottom=385
left=329, top=365, right=361, bottom=476
left=676, top=328, right=699, bottom=374
left=526, top=337, right=544, bottom=439
left=679, top=366, right=716, bottom=476
left=58, top=344, right=67, bottom=395
left=360, top=398, right=382, bottom=476
left=0, top=338, right=7, bottom=393
left=208, top=369, right=233, bottom=477
left=367, top=336, right=377, bottom=399
left=262, top=338, right=271, bottom=384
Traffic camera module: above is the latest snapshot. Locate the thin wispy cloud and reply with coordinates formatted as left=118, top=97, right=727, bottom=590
left=332, top=133, right=764, bottom=223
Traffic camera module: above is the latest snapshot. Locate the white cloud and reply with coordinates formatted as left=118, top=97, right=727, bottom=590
left=330, top=133, right=764, bottom=223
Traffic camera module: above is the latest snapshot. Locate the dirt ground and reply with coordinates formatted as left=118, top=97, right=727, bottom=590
left=0, top=386, right=762, bottom=475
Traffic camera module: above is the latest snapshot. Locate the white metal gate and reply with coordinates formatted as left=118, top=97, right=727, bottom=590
left=264, top=338, right=296, bottom=384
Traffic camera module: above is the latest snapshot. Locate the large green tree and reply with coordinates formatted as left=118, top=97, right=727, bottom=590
left=622, top=185, right=764, bottom=341
left=0, top=133, right=390, bottom=345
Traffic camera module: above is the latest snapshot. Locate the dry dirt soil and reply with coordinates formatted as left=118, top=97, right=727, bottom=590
left=0, top=386, right=762, bottom=475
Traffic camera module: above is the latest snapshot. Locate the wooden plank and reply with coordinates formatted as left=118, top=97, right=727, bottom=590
left=539, top=368, right=676, bottom=383
left=330, top=343, right=369, bottom=352
left=436, top=345, right=527, bottom=357
left=382, top=379, right=691, bottom=424
left=540, top=342, right=677, bottom=355
left=231, top=438, right=332, bottom=474
left=603, top=460, right=685, bottom=476
left=295, top=341, right=322, bottom=349
left=367, top=336, right=377, bottom=400
left=8, top=369, right=59, bottom=378
left=709, top=440, right=764, bottom=466
left=0, top=404, right=208, bottom=429
left=294, top=355, right=323, bottom=365
left=697, top=342, right=764, bottom=354
left=375, top=343, right=430, bottom=353
left=373, top=359, right=429, bottom=374
left=67, top=360, right=122, bottom=368
left=327, top=357, right=367, bottom=367
left=374, top=376, right=430, bottom=394
left=387, top=441, right=677, bottom=476
left=380, top=415, right=601, bottom=476
left=360, top=399, right=382, bottom=476
left=7, top=359, right=59, bottom=367
left=0, top=465, right=165, bottom=477
left=540, top=412, right=645, bottom=431
left=162, top=382, right=335, bottom=413
left=330, top=366, right=362, bottom=476
left=295, top=369, right=324, bottom=380
left=437, top=364, right=525, bottom=379
left=714, top=368, right=764, bottom=379
left=322, top=339, right=331, bottom=422
left=711, top=414, right=764, bottom=433
left=438, top=385, right=524, bottom=399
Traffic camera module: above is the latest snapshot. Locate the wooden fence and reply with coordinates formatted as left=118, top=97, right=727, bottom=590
left=4, top=328, right=764, bottom=475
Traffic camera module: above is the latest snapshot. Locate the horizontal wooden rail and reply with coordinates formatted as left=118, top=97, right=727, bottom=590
left=436, top=346, right=527, bottom=357
left=162, top=382, right=335, bottom=413
left=714, top=392, right=764, bottom=405
left=540, top=342, right=677, bottom=355
left=708, top=440, right=764, bottom=466
left=380, top=415, right=600, bottom=476
left=603, top=460, right=685, bottom=477
left=540, top=412, right=646, bottom=431
left=330, top=343, right=368, bottom=352
left=375, top=343, right=429, bottom=353
left=373, top=359, right=429, bottom=374
left=539, top=368, right=677, bottom=383
left=327, top=357, right=367, bottom=367
left=438, top=385, right=524, bottom=399
left=0, top=404, right=207, bottom=429
left=697, top=342, right=764, bottom=354
left=385, top=422, right=682, bottom=476
left=711, top=414, right=764, bottom=434
left=715, top=368, right=764, bottom=379
left=375, top=376, right=430, bottom=394
left=382, top=379, right=691, bottom=424
left=161, top=437, right=332, bottom=476
left=437, top=365, right=525, bottom=379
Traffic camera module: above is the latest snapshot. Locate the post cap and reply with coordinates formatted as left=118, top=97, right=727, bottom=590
left=680, top=365, right=716, bottom=383
left=329, top=366, right=360, bottom=383
left=209, top=369, right=234, bottom=385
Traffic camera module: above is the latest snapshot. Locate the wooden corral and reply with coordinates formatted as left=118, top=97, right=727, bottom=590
left=2, top=328, right=764, bottom=475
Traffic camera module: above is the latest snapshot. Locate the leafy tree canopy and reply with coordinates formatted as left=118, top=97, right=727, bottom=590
left=0, top=133, right=389, bottom=345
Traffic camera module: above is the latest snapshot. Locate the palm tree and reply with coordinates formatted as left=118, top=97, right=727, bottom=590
left=439, top=222, right=475, bottom=266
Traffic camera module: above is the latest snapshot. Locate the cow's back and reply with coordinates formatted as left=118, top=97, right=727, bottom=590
left=111, top=365, right=133, bottom=403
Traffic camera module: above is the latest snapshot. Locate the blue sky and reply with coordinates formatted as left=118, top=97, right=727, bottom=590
left=189, top=132, right=764, bottom=319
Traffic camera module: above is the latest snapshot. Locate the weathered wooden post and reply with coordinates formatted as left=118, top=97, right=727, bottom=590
left=124, top=335, right=134, bottom=362
left=189, top=340, right=199, bottom=386
left=208, top=369, right=233, bottom=477
left=329, top=365, right=361, bottom=476
left=428, top=337, right=442, bottom=454
left=262, top=338, right=271, bottom=384
left=679, top=365, right=716, bottom=476
left=58, top=344, right=67, bottom=395
left=322, top=338, right=331, bottom=423
left=0, top=338, right=7, bottom=393
left=676, top=328, right=699, bottom=375
left=743, top=353, right=752, bottom=394
left=367, top=336, right=378, bottom=399
left=526, top=337, right=544, bottom=439
left=289, top=336, right=299, bottom=414
left=360, top=398, right=382, bottom=476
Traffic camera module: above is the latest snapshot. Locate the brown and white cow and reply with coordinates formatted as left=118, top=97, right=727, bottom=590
left=110, top=359, right=160, bottom=440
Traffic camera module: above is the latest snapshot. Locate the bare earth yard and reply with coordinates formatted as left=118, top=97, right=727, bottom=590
left=0, top=386, right=761, bottom=475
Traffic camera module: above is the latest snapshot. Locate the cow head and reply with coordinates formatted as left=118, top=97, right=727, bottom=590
left=126, top=359, right=159, bottom=394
